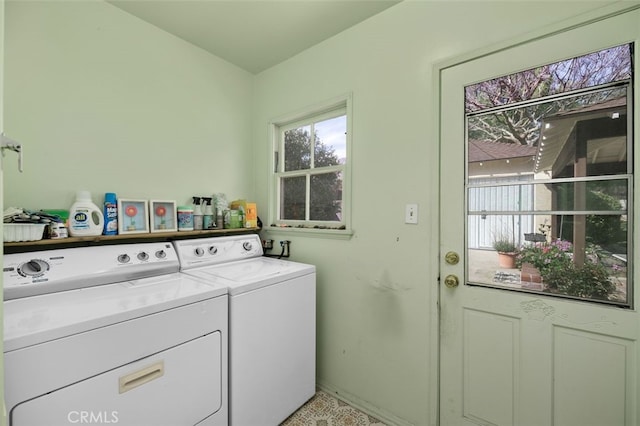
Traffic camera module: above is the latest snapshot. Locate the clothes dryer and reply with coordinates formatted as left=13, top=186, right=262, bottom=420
left=174, top=234, right=316, bottom=426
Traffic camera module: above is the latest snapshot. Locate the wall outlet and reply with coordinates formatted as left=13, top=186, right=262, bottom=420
left=405, top=203, right=418, bottom=224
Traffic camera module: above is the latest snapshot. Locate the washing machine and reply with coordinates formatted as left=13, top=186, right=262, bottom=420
left=173, top=234, right=316, bottom=426
left=3, top=242, right=228, bottom=426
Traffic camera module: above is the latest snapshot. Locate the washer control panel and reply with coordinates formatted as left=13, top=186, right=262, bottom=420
left=173, top=234, right=263, bottom=269
left=4, top=243, right=179, bottom=300
left=17, top=259, right=50, bottom=278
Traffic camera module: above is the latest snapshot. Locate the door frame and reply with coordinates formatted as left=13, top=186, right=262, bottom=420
left=430, top=3, right=640, bottom=425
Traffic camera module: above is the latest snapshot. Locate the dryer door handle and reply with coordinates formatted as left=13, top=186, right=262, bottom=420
left=119, top=361, right=165, bottom=394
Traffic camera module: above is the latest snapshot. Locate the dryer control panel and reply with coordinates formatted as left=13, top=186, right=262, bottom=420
left=174, top=234, right=263, bottom=270
left=3, top=243, right=179, bottom=300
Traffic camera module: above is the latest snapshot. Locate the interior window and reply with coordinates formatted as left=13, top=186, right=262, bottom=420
left=272, top=100, right=350, bottom=232
left=465, top=44, right=633, bottom=306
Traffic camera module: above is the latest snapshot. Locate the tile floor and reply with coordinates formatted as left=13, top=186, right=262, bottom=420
left=281, top=390, right=387, bottom=426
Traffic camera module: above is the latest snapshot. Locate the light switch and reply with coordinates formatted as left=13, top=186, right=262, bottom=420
left=405, top=204, right=418, bottom=224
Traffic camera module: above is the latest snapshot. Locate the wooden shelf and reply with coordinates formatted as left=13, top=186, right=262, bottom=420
left=4, top=227, right=260, bottom=254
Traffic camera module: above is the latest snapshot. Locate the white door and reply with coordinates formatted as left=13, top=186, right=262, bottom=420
left=439, top=8, right=640, bottom=426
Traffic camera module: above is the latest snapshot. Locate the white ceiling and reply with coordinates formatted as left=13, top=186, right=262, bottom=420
left=107, top=0, right=402, bottom=74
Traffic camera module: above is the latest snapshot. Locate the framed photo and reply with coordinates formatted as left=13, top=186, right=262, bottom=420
left=150, top=200, right=177, bottom=233
left=118, top=199, right=149, bottom=234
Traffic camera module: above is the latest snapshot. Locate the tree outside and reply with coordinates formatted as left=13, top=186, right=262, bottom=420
left=281, top=127, right=342, bottom=221
left=465, top=44, right=631, bottom=146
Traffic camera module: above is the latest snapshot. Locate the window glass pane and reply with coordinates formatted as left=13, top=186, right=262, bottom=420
left=310, top=172, right=342, bottom=222
left=468, top=179, right=628, bottom=213
left=467, top=213, right=628, bottom=305
left=284, top=125, right=311, bottom=171
left=280, top=176, right=306, bottom=220
left=314, top=115, right=346, bottom=167
left=465, top=44, right=632, bottom=307
left=465, top=44, right=631, bottom=113
left=537, top=88, right=627, bottom=176
left=467, top=86, right=627, bottom=175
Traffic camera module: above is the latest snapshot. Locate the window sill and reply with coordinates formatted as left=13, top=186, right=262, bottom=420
left=263, top=225, right=353, bottom=240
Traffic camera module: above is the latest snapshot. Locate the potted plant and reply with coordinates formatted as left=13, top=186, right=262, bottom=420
left=492, top=236, right=518, bottom=269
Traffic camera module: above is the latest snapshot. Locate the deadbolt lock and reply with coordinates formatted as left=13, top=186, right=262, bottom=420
left=444, top=274, right=460, bottom=288
left=444, top=251, right=460, bottom=265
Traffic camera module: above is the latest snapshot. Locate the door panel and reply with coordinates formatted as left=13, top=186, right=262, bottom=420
left=463, top=309, right=519, bottom=426
left=439, top=8, right=640, bottom=426
left=553, top=326, right=632, bottom=426
left=12, top=332, right=222, bottom=426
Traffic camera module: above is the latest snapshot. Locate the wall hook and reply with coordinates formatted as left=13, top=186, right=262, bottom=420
left=1, top=133, right=23, bottom=172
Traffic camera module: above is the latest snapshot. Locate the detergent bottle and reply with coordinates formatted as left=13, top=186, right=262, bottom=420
left=69, top=191, right=104, bottom=236
left=103, top=192, right=118, bottom=235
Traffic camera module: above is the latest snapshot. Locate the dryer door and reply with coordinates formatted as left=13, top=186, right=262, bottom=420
left=10, top=331, right=223, bottom=426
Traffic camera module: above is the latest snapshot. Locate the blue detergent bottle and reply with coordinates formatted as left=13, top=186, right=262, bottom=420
left=103, top=192, right=118, bottom=235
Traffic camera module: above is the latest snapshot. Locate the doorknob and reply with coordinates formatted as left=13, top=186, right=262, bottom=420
left=444, top=274, right=459, bottom=288
left=444, top=251, right=460, bottom=265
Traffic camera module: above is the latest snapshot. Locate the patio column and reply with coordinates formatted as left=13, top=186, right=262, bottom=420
left=573, top=123, right=587, bottom=267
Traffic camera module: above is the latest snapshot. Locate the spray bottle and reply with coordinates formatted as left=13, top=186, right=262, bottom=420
left=202, top=197, right=214, bottom=229
left=192, top=197, right=203, bottom=230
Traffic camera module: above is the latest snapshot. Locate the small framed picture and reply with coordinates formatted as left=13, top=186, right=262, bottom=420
left=150, top=200, right=177, bottom=233
left=118, top=199, right=149, bottom=234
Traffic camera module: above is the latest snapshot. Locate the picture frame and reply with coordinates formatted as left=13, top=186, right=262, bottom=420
left=117, top=199, right=149, bottom=234
left=149, top=200, right=177, bottom=233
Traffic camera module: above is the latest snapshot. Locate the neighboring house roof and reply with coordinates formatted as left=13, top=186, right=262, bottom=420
left=468, top=139, right=537, bottom=163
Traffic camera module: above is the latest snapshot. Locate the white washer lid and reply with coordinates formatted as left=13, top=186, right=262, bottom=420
left=4, top=272, right=227, bottom=352
left=183, top=257, right=315, bottom=296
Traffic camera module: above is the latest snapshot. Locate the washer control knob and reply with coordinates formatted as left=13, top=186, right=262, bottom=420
left=242, top=242, right=253, bottom=251
left=137, top=252, right=149, bottom=261
left=208, top=246, right=218, bottom=255
left=155, top=250, right=166, bottom=259
left=118, top=254, right=131, bottom=264
left=195, top=247, right=205, bottom=257
left=18, top=259, right=49, bottom=277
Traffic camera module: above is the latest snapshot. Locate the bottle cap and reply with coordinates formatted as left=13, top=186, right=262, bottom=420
left=76, top=190, right=92, bottom=201
left=105, top=193, right=117, bottom=203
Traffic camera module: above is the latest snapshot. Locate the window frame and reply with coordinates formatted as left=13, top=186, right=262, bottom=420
left=268, top=93, right=353, bottom=237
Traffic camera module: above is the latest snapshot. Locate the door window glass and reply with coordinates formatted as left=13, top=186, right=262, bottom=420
left=465, top=44, right=633, bottom=306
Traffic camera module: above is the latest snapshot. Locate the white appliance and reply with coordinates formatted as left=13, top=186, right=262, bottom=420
left=173, top=234, right=316, bottom=426
left=3, top=242, right=228, bottom=426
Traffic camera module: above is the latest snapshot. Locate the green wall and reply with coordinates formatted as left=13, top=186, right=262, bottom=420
left=2, top=1, right=632, bottom=426
left=252, top=1, right=624, bottom=424
left=3, top=0, right=254, bottom=210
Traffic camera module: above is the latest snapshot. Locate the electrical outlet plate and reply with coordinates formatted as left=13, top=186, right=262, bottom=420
left=405, top=204, right=418, bottom=224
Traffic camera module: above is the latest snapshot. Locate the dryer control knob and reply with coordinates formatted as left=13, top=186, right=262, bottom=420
left=242, top=242, right=253, bottom=251
left=208, top=246, right=218, bottom=255
left=137, top=252, right=149, bottom=261
left=118, top=254, right=131, bottom=263
left=155, top=250, right=166, bottom=259
left=195, top=247, right=205, bottom=257
left=18, top=259, right=50, bottom=277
